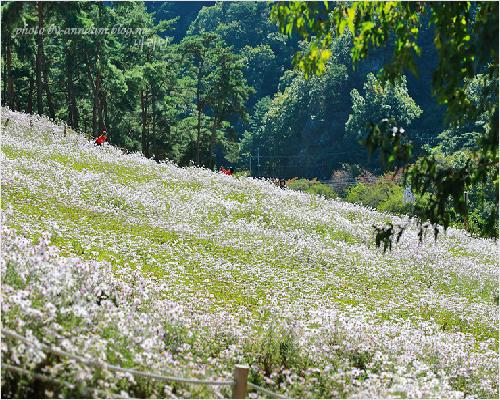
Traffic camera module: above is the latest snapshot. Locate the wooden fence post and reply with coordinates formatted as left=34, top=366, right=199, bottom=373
left=232, top=364, right=249, bottom=399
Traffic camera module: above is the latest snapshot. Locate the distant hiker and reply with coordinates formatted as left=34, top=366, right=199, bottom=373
left=279, top=179, right=287, bottom=189
left=219, top=166, right=234, bottom=176
left=94, top=130, right=108, bottom=146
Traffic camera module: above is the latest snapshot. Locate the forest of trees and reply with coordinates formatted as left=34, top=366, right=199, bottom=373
left=1, top=1, right=445, bottom=173
left=1, top=1, right=497, bottom=237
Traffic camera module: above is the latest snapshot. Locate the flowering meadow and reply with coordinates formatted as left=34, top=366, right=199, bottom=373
left=1, top=108, right=498, bottom=398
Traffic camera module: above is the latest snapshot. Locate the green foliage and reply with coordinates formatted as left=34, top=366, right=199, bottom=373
left=205, top=43, right=253, bottom=168
left=346, top=177, right=413, bottom=215
left=180, top=33, right=252, bottom=168
left=364, top=118, right=414, bottom=171
left=435, top=74, right=496, bottom=155
left=187, top=1, right=297, bottom=108
left=3, top=261, right=27, bottom=289
left=286, top=178, right=337, bottom=200
left=240, top=27, right=443, bottom=179
left=346, top=74, right=422, bottom=139
left=272, top=1, right=497, bottom=119
left=1, top=2, right=256, bottom=168
left=2, top=1, right=447, bottom=181
left=248, top=327, right=309, bottom=378
left=412, top=149, right=499, bottom=238
left=272, top=1, right=499, bottom=241
left=240, top=38, right=355, bottom=178
left=270, top=1, right=332, bottom=78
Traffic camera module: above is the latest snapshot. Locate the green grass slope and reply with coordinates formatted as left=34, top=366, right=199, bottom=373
left=1, top=108, right=498, bottom=398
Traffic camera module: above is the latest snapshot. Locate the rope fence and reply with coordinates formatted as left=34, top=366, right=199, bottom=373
left=1, top=328, right=284, bottom=399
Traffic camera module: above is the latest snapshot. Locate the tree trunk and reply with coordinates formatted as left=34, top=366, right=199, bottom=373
left=92, top=69, right=100, bottom=136
left=195, top=108, right=203, bottom=166
left=84, top=56, right=98, bottom=137
left=92, top=93, right=98, bottom=136
left=209, top=116, right=219, bottom=170
left=66, top=42, right=79, bottom=129
left=6, top=38, right=15, bottom=109
left=165, top=123, right=171, bottom=160
left=103, top=95, right=108, bottom=132
left=97, top=64, right=106, bottom=132
left=98, top=83, right=105, bottom=133
left=2, top=43, right=7, bottom=106
left=151, top=84, right=157, bottom=158
left=98, top=97, right=105, bottom=132
left=43, top=54, right=56, bottom=120
left=195, top=62, right=203, bottom=166
left=27, top=71, right=34, bottom=114
left=36, top=2, right=44, bottom=115
left=95, top=3, right=105, bottom=135
left=141, top=90, right=150, bottom=158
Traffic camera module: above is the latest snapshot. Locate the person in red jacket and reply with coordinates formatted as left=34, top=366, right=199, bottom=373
left=94, top=130, right=108, bottom=146
left=219, top=166, right=234, bottom=176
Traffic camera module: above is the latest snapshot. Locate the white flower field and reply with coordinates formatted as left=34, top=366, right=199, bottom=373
left=1, top=108, right=498, bottom=398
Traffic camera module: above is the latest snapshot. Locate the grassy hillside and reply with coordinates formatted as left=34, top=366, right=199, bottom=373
left=1, top=108, right=498, bottom=398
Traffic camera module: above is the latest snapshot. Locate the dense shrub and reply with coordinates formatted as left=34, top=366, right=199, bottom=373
left=424, top=149, right=499, bottom=238
left=286, top=178, right=337, bottom=199
left=345, top=177, right=413, bottom=215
